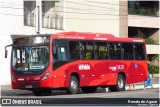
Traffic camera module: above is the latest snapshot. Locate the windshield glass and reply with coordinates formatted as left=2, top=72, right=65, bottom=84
left=12, top=45, right=49, bottom=72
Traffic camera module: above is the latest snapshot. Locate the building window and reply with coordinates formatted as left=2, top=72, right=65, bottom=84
left=24, top=1, right=36, bottom=26
left=42, top=1, right=63, bottom=30
left=128, top=1, right=159, bottom=17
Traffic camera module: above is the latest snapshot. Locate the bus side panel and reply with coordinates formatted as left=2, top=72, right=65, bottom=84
left=52, top=60, right=118, bottom=87
left=94, top=61, right=117, bottom=86
left=48, top=68, right=68, bottom=88
left=135, top=61, right=148, bottom=82
left=126, top=61, right=148, bottom=84
left=126, top=62, right=137, bottom=84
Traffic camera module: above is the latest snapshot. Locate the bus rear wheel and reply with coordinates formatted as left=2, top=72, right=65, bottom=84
left=109, top=74, right=125, bottom=92
left=81, top=86, right=97, bottom=93
left=67, top=76, right=79, bottom=94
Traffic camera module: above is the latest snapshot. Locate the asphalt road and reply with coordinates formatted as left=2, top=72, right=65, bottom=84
left=1, top=87, right=159, bottom=98
left=1, top=87, right=159, bottom=106
left=1, top=76, right=159, bottom=106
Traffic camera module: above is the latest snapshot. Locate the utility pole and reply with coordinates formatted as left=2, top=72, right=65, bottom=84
left=37, top=6, right=40, bottom=34
left=36, top=0, right=41, bottom=34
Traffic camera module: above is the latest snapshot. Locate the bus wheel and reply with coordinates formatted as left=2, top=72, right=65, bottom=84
left=81, top=86, right=97, bottom=93
left=67, top=76, right=79, bottom=94
left=109, top=74, right=125, bottom=92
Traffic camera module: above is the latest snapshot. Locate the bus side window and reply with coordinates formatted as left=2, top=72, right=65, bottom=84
left=134, top=44, right=145, bottom=60
left=57, top=47, right=67, bottom=60
left=80, top=41, right=86, bottom=59
left=95, top=42, right=108, bottom=60
left=115, top=43, right=121, bottom=60
left=69, top=41, right=80, bottom=60
left=109, top=43, right=116, bottom=60
left=122, top=43, right=134, bottom=60
left=86, top=42, right=94, bottom=60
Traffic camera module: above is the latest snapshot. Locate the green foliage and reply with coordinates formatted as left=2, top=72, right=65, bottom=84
left=128, top=8, right=157, bottom=17
left=146, top=38, right=158, bottom=44
left=132, top=36, right=158, bottom=45
left=148, top=54, right=159, bottom=74
left=148, top=64, right=159, bottom=74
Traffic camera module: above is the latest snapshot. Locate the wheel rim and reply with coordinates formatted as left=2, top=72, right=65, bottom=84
left=71, top=80, right=77, bottom=90
left=118, top=78, right=123, bottom=89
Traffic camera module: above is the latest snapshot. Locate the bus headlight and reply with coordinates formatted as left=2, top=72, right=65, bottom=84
left=42, top=72, right=50, bottom=80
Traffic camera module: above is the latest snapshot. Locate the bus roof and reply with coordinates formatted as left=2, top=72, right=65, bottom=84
left=13, top=32, right=145, bottom=43
left=56, top=31, right=115, bottom=38
left=13, top=34, right=50, bottom=40
left=53, top=32, right=145, bottom=43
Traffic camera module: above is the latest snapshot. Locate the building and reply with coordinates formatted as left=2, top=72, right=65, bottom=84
left=0, top=0, right=159, bottom=85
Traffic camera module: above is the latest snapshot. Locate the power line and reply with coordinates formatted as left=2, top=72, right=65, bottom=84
left=55, top=5, right=120, bottom=13
left=0, top=1, right=23, bottom=5
left=0, top=5, right=123, bottom=15
left=64, top=1, right=128, bottom=12
left=0, top=7, right=157, bottom=18
left=48, top=10, right=127, bottom=16
left=85, top=0, right=128, bottom=6
left=0, top=5, right=128, bottom=17
left=0, top=13, right=22, bottom=16
left=0, top=12, right=151, bottom=20
left=0, top=5, right=120, bottom=13
left=0, top=1, right=158, bottom=19
left=0, top=6, right=23, bottom=9
left=0, top=0, right=128, bottom=12
left=0, top=0, right=128, bottom=6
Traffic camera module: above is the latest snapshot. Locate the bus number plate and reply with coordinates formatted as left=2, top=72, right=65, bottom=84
left=25, top=85, right=33, bottom=88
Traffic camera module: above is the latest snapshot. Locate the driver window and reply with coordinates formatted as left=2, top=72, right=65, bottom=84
left=53, top=46, right=67, bottom=63
left=58, top=47, right=67, bottom=60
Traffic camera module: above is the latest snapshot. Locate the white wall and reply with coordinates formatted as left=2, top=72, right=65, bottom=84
left=64, top=0, right=120, bottom=37
left=0, top=0, right=63, bottom=85
left=128, top=15, right=159, bottom=28
left=146, top=45, right=160, bottom=54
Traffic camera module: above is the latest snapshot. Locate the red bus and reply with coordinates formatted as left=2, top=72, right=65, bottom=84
left=5, top=32, right=148, bottom=95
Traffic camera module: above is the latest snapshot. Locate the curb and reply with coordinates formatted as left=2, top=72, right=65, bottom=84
left=125, top=84, right=160, bottom=90
left=96, top=84, right=159, bottom=93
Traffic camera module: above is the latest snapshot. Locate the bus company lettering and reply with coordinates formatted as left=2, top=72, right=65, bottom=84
left=94, top=37, right=107, bottom=40
left=109, top=65, right=124, bottom=71
left=79, top=64, right=90, bottom=70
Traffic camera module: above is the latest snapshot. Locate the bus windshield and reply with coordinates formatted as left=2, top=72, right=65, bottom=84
left=12, top=45, right=49, bottom=72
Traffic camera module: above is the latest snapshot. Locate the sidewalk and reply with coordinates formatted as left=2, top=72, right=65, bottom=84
left=126, top=76, right=159, bottom=90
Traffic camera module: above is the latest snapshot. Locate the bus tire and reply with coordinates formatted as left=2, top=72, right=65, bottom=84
left=109, top=74, right=125, bottom=92
left=81, top=86, right=97, bottom=93
left=67, top=76, right=79, bottom=94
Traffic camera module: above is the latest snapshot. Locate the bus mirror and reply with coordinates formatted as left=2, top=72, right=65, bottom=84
left=53, top=46, right=57, bottom=54
left=5, top=49, right=8, bottom=58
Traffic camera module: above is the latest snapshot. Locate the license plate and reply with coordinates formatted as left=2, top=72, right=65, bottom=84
left=25, top=85, right=33, bottom=88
